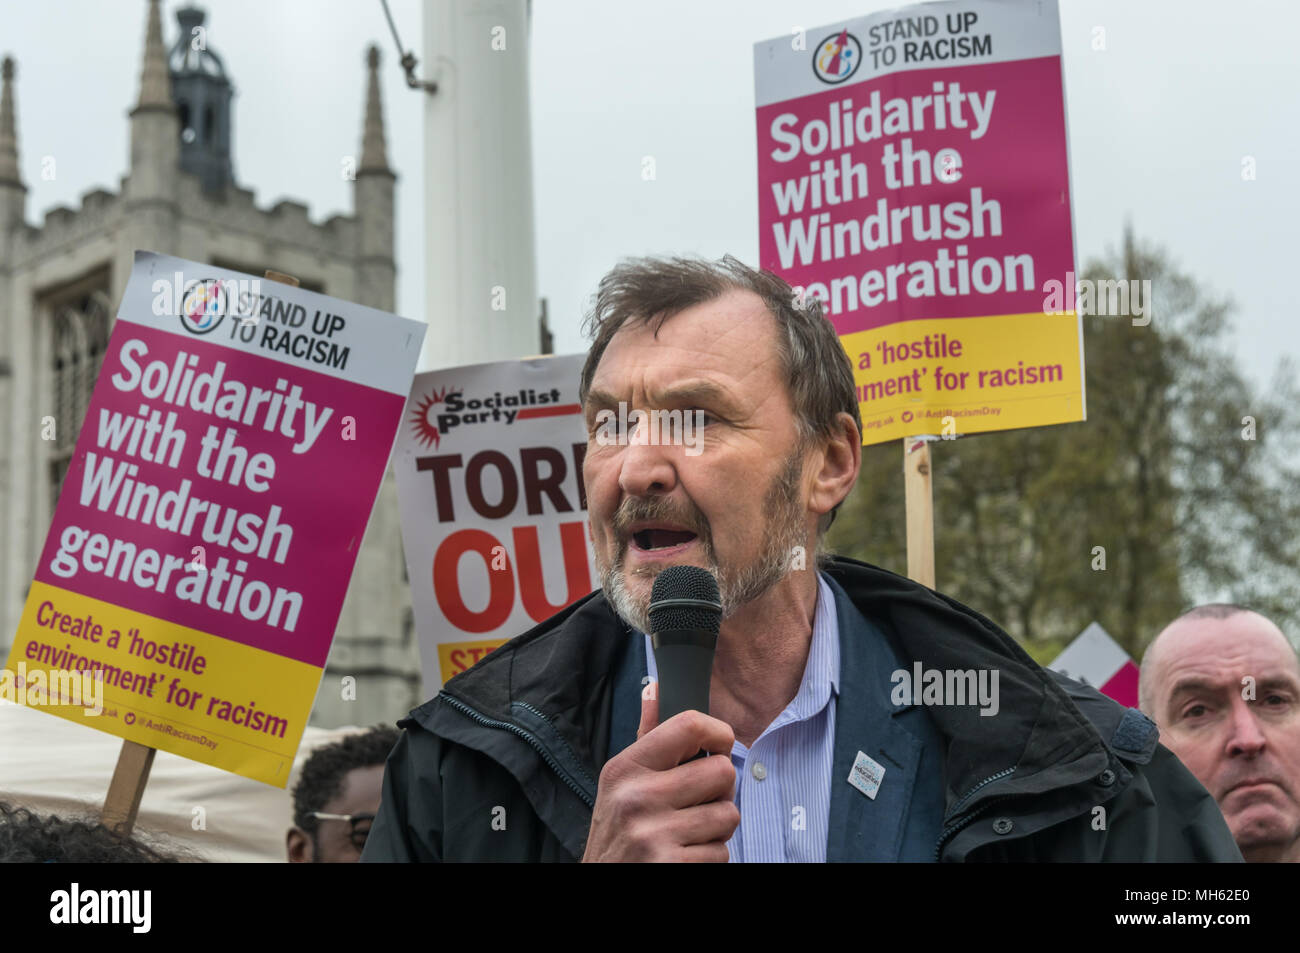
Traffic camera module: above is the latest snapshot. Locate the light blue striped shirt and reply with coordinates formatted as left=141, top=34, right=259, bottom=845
left=644, top=572, right=840, bottom=862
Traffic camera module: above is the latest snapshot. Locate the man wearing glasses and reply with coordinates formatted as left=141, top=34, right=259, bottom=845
left=287, top=725, right=398, bottom=863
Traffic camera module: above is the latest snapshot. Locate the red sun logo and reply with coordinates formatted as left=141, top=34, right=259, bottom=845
left=410, top=386, right=461, bottom=449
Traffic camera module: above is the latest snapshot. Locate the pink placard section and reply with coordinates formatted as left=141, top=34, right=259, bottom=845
left=757, top=56, right=1074, bottom=334
left=1101, top=661, right=1141, bottom=710
left=34, top=322, right=403, bottom=668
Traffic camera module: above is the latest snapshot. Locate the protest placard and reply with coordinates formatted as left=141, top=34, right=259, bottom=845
left=1, top=252, right=424, bottom=785
left=755, top=0, right=1083, bottom=445
left=393, top=355, right=595, bottom=694
left=1050, top=621, right=1140, bottom=708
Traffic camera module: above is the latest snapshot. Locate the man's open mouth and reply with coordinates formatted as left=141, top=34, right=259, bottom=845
left=629, top=527, right=698, bottom=551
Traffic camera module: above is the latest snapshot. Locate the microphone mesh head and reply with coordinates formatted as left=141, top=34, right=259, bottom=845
left=649, top=565, right=722, bottom=634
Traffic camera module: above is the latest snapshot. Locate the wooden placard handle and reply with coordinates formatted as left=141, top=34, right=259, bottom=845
left=264, top=269, right=300, bottom=287
left=904, top=438, right=936, bottom=589
left=100, top=740, right=156, bottom=835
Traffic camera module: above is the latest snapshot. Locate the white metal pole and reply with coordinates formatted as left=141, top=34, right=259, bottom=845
left=422, top=0, right=538, bottom=368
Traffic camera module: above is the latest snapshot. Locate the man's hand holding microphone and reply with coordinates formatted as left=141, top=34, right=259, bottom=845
left=581, top=566, right=740, bottom=862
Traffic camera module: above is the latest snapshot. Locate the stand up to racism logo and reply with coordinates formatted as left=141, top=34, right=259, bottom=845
left=179, top=278, right=228, bottom=335
left=813, top=29, right=862, bottom=85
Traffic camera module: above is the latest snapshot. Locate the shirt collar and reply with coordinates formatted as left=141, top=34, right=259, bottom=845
left=788, top=571, right=841, bottom=718
left=641, top=571, right=841, bottom=718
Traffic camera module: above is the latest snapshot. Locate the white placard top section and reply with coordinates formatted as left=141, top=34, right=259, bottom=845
left=117, top=251, right=426, bottom=396
left=754, top=0, right=1061, bottom=108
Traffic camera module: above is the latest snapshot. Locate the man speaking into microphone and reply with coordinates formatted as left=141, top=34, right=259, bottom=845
left=363, top=256, right=1240, bottom=862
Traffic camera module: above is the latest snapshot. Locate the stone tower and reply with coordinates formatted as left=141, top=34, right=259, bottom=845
left=169, top=6, right=235, bottom=194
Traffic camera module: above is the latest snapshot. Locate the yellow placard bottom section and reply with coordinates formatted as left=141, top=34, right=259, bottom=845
left=843, top=312, right=1084, bottom=445
left=438, top=639, right=509, bottom=685
left=2, top=581, right=322, bottom=786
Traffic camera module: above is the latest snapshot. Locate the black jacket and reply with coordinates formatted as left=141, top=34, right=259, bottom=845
left=362, top=556, right=1242, bottom=862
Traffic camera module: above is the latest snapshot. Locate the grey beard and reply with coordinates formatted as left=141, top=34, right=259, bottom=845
left=596, top=452, right=809, bottom=634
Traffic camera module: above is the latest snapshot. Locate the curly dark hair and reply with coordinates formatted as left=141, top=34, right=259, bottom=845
left=291, top=725, right=399, bottom=833
left=0, top=801, right=183, bottom=862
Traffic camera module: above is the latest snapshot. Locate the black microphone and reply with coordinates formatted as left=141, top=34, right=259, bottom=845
left=649, top=566, right=722, bottom=724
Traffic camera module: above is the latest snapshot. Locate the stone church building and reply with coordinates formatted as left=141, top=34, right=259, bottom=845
left=0, top=1, right=421, bottom=727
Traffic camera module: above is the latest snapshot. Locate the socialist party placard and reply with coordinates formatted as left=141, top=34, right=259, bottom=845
left=394, top=355, right=596, bottom=695
left=2, top=251, right=424, bottom=785
left=755, top=0, right=1084, bottom=444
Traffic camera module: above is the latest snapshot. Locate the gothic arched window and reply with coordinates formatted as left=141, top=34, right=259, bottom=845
left=49, top=290, right=112, bottom=504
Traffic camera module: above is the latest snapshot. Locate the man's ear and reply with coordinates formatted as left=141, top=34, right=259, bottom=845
left=286, top=826, right=314, bottom=864
left=808, top=412, right=861, bottom=520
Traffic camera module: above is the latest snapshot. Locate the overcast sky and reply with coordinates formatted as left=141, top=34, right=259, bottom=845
left=6, top=0, right=1297, bottom=392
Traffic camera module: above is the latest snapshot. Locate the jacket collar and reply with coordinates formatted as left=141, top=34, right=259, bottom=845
left=821, top=557, right=1111, bottom=819
left=414, top=590, right=627, bottom=857
left=413, top=556, right=1118, bottom=857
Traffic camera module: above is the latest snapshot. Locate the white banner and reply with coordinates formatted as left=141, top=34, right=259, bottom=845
left=393, top=355, right=596, bottom=694
left=1050, top=621, right=1140, bottom=708
left=755, top=0, right=1062, bottom=107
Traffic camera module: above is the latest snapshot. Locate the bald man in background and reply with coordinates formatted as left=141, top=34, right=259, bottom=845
left=1140, top=605, right=1300, bottom=862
